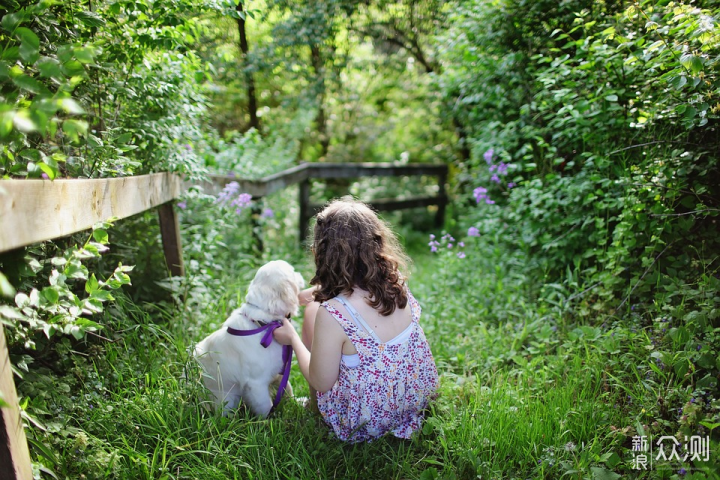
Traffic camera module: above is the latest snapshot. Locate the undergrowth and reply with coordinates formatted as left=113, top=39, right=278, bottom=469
left=13, top=220, right=719, bottom=479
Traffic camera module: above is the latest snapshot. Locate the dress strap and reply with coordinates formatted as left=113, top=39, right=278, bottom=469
left=335, top=296, right=382, bottom=343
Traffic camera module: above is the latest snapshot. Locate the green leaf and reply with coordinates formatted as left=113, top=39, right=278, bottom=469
left=62, top=119, right=88, bottom=142
left=604, top=95, right=618, bottom=102
left=37, top=162, right=56, bottom=180
left=12, top=74, right=44, bottom=94
left=16, top=27, right=40, bottom=64
left=2, top=46, right=19, bottom=61
left=92, top=229, right=108, bottom=244
left=37, top=57, right=63, bottom=78
left=0, top=272, right=15, bottom=297
left=75, top=11, right=106, bottom=28
left=591, top=467, right=621, bottom=480
left=699, top=421, right=720, bottom=431
left=669, top=327, right=690, bottom=344
left=60, top=59, right=85, bottom=77
left=0, top=111, right=13, bottom=137
left=0, top=305, right=26, bottom=320
left=2, top=12, right=26, bottom=33
left=58, top=98, right=85, bottom=115
left=41, top=286, right=59, bottom=304
left=25, top=437, right=58, bottom=465
left=90, top=289, right=114, bottom=302
left=85, top=274, right=98, bottom=294
left=680, top=53, right=703, bottom=74
left=13, top=109, right=36, bottom=133
left=69, top=325, right=85, bottom=340
left=670, top=75, right=687, bottom=89
left=73, top=47, right=95, bottom=64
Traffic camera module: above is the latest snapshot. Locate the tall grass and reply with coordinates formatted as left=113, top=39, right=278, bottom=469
left=19, top=229, right=719, bottom=479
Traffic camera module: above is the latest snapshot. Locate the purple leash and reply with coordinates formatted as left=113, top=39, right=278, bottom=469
left=226, top=320, right=293, bottom=413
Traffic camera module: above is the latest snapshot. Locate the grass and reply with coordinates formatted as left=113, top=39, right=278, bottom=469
left=17, top=231, right=720, bottom=479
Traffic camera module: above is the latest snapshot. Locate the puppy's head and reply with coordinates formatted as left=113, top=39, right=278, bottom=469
left=245, top=260, right=305, bottom=319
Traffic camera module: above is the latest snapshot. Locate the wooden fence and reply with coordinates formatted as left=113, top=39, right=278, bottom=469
left=0, top=161, right=447, bottom=478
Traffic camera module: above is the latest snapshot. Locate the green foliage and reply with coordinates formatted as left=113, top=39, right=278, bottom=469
left=0, top=220, right=131, bottom=348
left=0, top=0, right=216, bottom=179
left=443, top=0, right=720, bottom=308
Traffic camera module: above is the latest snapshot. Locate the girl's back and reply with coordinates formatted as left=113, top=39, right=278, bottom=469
left=317, top=289, right=438, bottom=443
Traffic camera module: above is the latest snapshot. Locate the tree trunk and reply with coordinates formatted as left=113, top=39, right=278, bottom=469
left=237, top=3, right=260, bottom=131
left=310, top=44, right=329, bottom=157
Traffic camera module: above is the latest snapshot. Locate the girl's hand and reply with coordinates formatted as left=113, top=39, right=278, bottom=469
left=273, top=318, right=299, bottom=346
left=298, top=286, right=318, bottom=306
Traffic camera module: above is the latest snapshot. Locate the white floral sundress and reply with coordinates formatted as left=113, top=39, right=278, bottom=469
left=316, top=290, right=439, bottom=443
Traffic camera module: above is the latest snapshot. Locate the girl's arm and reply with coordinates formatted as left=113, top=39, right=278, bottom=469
left=273, top=308, right=344, bottom=393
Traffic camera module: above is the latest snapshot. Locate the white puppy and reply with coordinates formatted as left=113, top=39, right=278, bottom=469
left=194, top=260, right=304, bottom=417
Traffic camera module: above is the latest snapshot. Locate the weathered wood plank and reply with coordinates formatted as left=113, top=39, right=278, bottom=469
left=157, top=203, right=185, bottom=277
left=263, top=164, right=310, bottom=197
left=299, top=179, right=312, bottom=244
left=305, top=163, right=447, bottom=179
left=436, top=169, right=448, bottom=227
left=198, top=163, right=445, bottom=197
left=0, top=324, right=33, bottom=480
left=0, top=173, right=182, bottom=254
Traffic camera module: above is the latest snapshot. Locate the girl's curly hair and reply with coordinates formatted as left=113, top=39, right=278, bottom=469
left=310, top=199, right=410, bottom=316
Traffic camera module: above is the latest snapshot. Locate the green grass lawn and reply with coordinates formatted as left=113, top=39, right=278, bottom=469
left=20, top=242, right=719, bottom=479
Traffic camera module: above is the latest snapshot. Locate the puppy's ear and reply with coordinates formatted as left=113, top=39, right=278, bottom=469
left=294, top=271, right=305, bottom=290
left=266, top=279, right=301, bottom=318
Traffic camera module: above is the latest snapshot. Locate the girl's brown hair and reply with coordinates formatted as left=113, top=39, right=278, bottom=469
left=310, top=199, right=410, bottom=315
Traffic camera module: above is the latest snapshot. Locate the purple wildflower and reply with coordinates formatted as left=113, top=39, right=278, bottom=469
left=679, top=468, right=687, bottom=476
left=177, top=201, right=187, bottom=209
left=485, top=198, right=495, bottom=205
left=473, top=186, right=488, bottom=203
left=457, top=252, right=466, bottom=259
left=468, top=227, right=480, bottom=237
left=184, top=144, right=192, bottom=151
left=489, top=164, right=498, bottom=173
left=232, top=193, right=253, bottom=213
left=216, top=181, right=241, bottom=204
left=261, top=208, right=274, bottom=218
left=483, top=149, right=494, bottom=165
left=447, top=243, right=453, bottom=249
left=491, top=174, right=501, bottom=184
left=41, top=173, right=49, bottom=179
left=429, top=234, right=435, bottom=240
left=508, top=182, right=516, bottom=188
left=497, top=163, right=508, bottom=176
left=430, top=246, right=437, bottom=253
left=458, top=241, right=465, bottom=247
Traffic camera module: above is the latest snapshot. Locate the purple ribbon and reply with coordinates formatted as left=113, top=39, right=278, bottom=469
left=226, top=320, right=293, bottom=412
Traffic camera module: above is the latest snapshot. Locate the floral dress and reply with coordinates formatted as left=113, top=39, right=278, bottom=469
left=316, top=290, right=439, bottom=443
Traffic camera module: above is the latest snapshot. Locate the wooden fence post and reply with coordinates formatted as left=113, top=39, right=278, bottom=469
left=298, top=179, right=311, bottom=245
left=0, top=324, right=33, bottom=480
left=435, top=169, right=447, bottom=228
left=250, top=203, right=264, bottom=253
left=158, top=202, right=185, bottom=277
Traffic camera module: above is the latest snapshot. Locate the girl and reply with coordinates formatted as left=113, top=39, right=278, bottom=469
left=273, top=199, right=439, bottom=443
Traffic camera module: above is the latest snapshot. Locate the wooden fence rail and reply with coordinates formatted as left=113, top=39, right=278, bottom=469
left=0, top=161, right=447, bottom=478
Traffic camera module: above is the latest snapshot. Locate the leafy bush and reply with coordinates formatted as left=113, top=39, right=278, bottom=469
left=0, top=0, right=216, bottom=179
